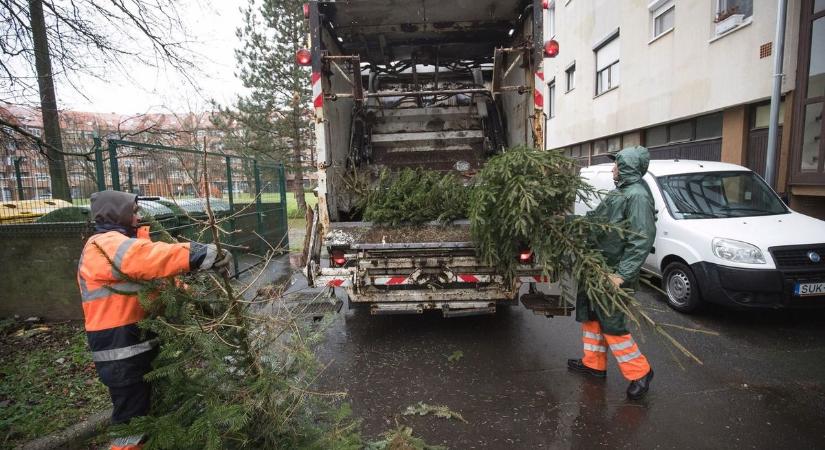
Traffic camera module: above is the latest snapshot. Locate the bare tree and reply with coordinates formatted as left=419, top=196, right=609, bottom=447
left=1, top=0, right=200, bottom=199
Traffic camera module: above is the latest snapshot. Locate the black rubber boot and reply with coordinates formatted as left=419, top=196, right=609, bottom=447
left=626, top=369, right=654, bottom=400
left=567, top=359, right=607, bottom=378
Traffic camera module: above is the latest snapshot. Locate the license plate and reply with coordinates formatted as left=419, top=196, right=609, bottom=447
left=794, top=282, right=825, bottom=297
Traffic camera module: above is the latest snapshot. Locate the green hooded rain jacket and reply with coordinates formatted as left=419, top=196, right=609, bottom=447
left=574, top=146, right=657, bottom=335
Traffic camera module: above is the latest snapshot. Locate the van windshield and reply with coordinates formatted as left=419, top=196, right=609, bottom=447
left=656, top=171, right=788, bottom=220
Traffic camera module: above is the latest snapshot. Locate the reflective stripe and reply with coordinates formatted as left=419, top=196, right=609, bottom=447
left=112, top=239, right=138, bottom=279
left=615, top=350, right=643, bottom=363
left=609, top=339, right=636, bottom=352
left=583, top=331, right=603, bottom=340
left=583, top=343, right=607, bottom=352
left=112, top=435, right=143, bottom=446
left=92, top=339, right=157, bottom=362
left=81, top=281, right=144, bottom=302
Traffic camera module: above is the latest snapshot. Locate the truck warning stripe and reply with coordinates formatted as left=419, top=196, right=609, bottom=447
left=457, top=274, right=493, bottom=283
left=534, top=71, right=544, bottom=109
left=369, top=277, right=411, bottom=285
left=312, top=72, right=323, bottom=108
left=458, top=274, right=479, bottom=283
left=322, top=278, right=351, bottom=287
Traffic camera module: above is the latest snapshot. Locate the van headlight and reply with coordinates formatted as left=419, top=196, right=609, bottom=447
left=712, top=238, right=766, bottom=264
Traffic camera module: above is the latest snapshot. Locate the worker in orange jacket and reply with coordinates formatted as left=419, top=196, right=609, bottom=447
left=77, top=190, right=231, bottom=449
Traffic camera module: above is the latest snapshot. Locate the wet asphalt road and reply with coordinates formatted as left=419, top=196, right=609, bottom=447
left=315, top=287, right=825, bottom=449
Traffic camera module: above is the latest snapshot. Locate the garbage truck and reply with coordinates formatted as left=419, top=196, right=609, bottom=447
left=301, top=0, right=566, bottom=316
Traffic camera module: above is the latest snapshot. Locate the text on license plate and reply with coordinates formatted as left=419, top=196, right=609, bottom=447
left=794, top=282, right=825, bottom=297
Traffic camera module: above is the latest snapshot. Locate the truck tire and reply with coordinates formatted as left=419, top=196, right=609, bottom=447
left=662, top=262, right=702, bottom=313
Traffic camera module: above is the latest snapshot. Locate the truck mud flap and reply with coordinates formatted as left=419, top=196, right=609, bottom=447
left=520, top=293, right=575, bottom=317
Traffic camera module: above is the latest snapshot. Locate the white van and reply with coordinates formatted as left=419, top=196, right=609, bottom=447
left=576, top=160, right=825, bottom=313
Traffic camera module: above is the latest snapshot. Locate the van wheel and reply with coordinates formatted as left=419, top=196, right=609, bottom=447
left=662, top=262, right=702, bottom=313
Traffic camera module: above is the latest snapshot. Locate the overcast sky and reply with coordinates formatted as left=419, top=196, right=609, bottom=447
left=56, top=1, right=247, bottom=115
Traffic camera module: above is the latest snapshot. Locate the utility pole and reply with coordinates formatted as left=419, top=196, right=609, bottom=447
left=29, top=0, right=72, bottom=201
left=765, top=0, right=787, bottom=190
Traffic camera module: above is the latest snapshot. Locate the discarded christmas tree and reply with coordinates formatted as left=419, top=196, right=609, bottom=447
left=470, top=145, right=702, bottom=363
left=106, top=212, right=362, bottom=449
left=361, top=168, right=469, bottom=226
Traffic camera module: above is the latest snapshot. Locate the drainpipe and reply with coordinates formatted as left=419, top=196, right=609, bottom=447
left=765, top=0, right=787, bottom=190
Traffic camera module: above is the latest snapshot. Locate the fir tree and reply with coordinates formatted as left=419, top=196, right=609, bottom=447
left=470, top=146, right=703, bottom=363
left=233, top=0, right=314, bottom=214
left=110, top=214, right=362, bottom=448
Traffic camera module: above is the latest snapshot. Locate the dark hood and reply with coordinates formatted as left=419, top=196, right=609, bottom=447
left=615, top=146, right=651, bottom=188
left=90, top=190, right=137, bottom=228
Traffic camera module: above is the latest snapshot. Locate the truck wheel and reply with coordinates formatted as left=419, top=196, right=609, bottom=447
left=662, top=262, right=702, bottom=313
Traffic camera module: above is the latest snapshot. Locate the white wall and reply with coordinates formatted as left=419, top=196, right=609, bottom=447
left=542, top=0, right=800, bottom=149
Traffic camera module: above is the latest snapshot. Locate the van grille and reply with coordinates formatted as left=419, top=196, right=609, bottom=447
left=770, top=244, right=825, bottom=269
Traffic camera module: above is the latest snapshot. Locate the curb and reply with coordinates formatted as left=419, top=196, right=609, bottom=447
left=18, top=409, right=111, bottom=450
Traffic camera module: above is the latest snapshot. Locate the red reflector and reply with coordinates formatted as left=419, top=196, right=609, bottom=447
left=544, top=40, right=560, bottom=58
left=303, top=3, right=310, bottom=19
left=518, top=250, right=534, bottom=264
left=296, top=48, right=312, bottom=66
left=331, top=250, right=347, bottom=267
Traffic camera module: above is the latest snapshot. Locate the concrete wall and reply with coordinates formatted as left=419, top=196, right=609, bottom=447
left=542, top=0, right=801, bottom=149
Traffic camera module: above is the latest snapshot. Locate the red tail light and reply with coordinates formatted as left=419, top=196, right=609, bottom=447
left=518, top=249, right=534, bottom=265
left=302, top=3, right=310, bottom=19
left=296, top=48, right=312, bottom=66
left=331, top=250, right=347, bottom=267
left=544, top=40, right=560, bottom=58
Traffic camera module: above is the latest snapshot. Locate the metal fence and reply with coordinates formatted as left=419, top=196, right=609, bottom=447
left=1, top=138, right=289, bottom=257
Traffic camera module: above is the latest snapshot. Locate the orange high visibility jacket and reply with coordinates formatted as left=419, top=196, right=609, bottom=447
left=77, top=226, right=204, bottom=386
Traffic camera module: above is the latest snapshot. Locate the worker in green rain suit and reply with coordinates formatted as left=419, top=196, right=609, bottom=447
left=567, top=146, right=657, bottom=400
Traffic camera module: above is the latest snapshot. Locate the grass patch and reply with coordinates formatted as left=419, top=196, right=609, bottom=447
left=288, top=218, right=307, bottom=252
left=286, top=192, right=317, bottom=219
left=0, top=320, right=109, bottom=448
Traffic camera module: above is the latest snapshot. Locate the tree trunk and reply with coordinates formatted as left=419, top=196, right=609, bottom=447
left=29, top=0, right=72, bottom=201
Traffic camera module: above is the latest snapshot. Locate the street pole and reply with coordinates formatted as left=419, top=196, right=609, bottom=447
left=765, top=0, right=787, bottom=189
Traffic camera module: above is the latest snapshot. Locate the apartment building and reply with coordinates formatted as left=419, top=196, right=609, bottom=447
left=541, top=0, right=824, bottom=218
left=1, top=104, right=316, bottom=201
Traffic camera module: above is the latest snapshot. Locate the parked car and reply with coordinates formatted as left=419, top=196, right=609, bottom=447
left=576, top=160, right=825, bottom=313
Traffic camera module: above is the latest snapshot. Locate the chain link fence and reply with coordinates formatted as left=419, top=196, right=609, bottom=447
left=1, top=138, right=288, bottom=257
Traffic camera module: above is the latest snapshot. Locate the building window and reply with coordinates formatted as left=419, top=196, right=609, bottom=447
left=644, top=113, right=723, bottom=148
left=669, top=121, right=693, bottom=143
left=548, top=3, right=556, bottom=38
left=696, top=113, right=724, bottom=139
left=714, top=0, right=752, bottom=36
left=565, top=63, right=576, bottom=92
left=750, top=102, right=786, bottom=129
left=716, top=0, right=753, bottom=21
left=548, top=79, right=556, bottom=119
left=593, top=139, right=607, bottom=155
left=800, top=103, right=822, bottom=172
left=650, top=1, right=675, bottom=39
left=594, top=31, right=620, bottom=96
left=791, top=4, right=824, bottom=182
left=607, top=136, right=622, bottom=153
